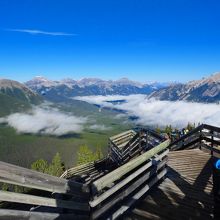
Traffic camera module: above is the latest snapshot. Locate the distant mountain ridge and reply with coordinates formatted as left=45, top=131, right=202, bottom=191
left=26, top=76, right=169, bottom=89
left=25, top=73, right=220, bottom=103
left=0, top=79, right=42, bottom=116
left=25, top=76, right=170, bottom=102
left=0, top=79, right=41, bottom=103
left=148, top=72, right=220, bottom=103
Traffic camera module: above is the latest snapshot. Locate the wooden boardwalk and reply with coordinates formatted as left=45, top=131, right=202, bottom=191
left=125, top=149, right=214, bottom=220
left=1, top=124, right=220, bottom=219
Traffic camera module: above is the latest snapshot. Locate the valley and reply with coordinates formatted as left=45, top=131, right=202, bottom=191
left=1, top=73, right=220, bottom=169
left=0, top=80, right=134, bottom=168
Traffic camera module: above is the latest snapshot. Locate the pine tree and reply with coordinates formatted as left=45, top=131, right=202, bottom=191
left=186, top=122, right=195, bottom=131
left=46, top=153, right=64, bottom=177
left=31, top=153, right=64, bottom=177
left=31, top=159, right=48, bottom=173
left=155, top=126, right=161, bottom=134
left=164, top=125, right=172, bottom=134
left=94, top=146, right=103, bottom=160
left=77, top=145, right=96, bottom=165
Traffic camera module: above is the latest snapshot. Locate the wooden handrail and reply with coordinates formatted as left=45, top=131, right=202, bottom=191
left=0, top=161, right=89, bottom=195
left=169, top=123, right=220, bottom=156
left=169, top=124, right=204, bottom=147
left=0, top=190, right=89, bottom=211
left=92, top=139, right=170, bottom=193
left=90, top=149, right=169, bottom=207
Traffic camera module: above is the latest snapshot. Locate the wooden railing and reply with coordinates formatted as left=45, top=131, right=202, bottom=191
left=0, top=134, right=170, bottom=219
left=109, top=128, right=166, bottom=165
left=0, top=161, right=90, bottom=219
left=3, top=123, right=219, bottom=219
left=169, top=124, right=220, bottom=156
left=90, top=139, right=170, bottom=219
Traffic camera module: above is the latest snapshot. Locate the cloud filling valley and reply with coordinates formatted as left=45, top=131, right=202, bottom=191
left=0, top=107, right=87, bottom=135
left=75, top=95, right=220, bottom=128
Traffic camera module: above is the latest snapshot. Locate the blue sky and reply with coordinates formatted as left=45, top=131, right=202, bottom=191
left=0, top=0, right=220, bottom=83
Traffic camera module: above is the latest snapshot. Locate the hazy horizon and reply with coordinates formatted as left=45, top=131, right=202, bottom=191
left=1, top=71, right=220, bottom=85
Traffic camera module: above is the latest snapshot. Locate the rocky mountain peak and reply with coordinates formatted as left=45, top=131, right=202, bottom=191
left=0, top=78, right=42, bottom=104
left=148, top=72, right=220, bottom=103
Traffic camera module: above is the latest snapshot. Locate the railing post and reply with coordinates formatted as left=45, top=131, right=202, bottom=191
left=128, top=142, right=131, bottom=159
left=146, top=130, right=149, bottom=151
left=211, top=130, right=214, bottom=156
left=199, top=129, right=202, bottom=150
left=138, top=131, right=142, bottom=154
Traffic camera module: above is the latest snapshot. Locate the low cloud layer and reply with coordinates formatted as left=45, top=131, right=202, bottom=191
left=75, top=95, right=220, bottom=128
left=88, top=124, right=111, bottom=131
left=0, top=107, right=87, bottom=135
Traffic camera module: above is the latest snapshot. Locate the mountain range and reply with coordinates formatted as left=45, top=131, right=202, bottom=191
left=25, top=76, right=168, bottom=103
left=148, top=72, right=220, bottom=103
left=25, top=73, right=220, bottom=103
left=1, top=72, right=220, bottom=115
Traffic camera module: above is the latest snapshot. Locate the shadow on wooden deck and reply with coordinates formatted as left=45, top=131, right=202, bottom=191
left=124, top=149, right=214, bottom=220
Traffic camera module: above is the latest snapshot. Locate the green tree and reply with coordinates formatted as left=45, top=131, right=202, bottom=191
left=31, top=153, right=64, bottom=177
left=155, top=126, right=161, bottom=134
left=164, top=125, right=172, bottom=134
left=31, top=159, right=48, bottom=173
left=77, top=145, right=103, bottom=165
left=186, top=122, right=195, bottom=131
left=46, top=153, right=64, bottom=177
left=94, top=146, right=103, bottom=161
left=77, top=145, right=95, bottom=165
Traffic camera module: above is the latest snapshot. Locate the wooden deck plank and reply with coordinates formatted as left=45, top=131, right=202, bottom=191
left=125, top=149, right=214, bottom=220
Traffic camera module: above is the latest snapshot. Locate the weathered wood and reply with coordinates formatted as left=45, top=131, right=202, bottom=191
left=0, top=190, right=89, bottom=211
left=121, top=141, right=140, bottom=157
left=203, top=123, right=220, bottom=133
left=203, top=136, right=220, bottom=146
left=92, top=139, right=170, bottom=193
left=200, top=143, right=220, bottom=155
left=170, top=123, right=220, bottom=151
left=0, top=174, right=71, bottom=195
left=126, top=149, right=213, bottom=220
left=122, top=133, right=140, bottom=150
left=60, top=158, right=106, bottom=178
left=1, top=123, right=219, bottom=220
left=109, top=130, right=136, bottom=142
left=0, top=161, right=89, bottom=195
left=90, top=150, right=169, bottom=207
left=92, top=163, right=167, bottom=219
left=169, top=124, right=204, bottom=148
left=105, top=169, right=167, bottom=220
left=202, top=131, right=220, bottom=139
left=173, top=137, right=201, bottom=151
left=66, top=166, right=96, bottom=176
left=141, top=128, right=166, bottom=141
left=0, top=209, right=89, bottom=220
left=111, top=145, right=123, bottom=159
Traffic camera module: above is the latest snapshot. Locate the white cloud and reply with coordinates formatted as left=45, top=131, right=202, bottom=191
left=75, top=95, right=220, bottom=128
left=114, top=114, right=127, bottom=119
left=6, top=29, right=76, bottom=36
left=0, top=107, right=87, bottom=135
left=89, top=124, right=111, bottom=131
